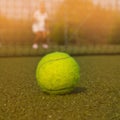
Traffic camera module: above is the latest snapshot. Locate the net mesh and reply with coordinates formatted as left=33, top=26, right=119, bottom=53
left=0, top=0, right=120, bottom=57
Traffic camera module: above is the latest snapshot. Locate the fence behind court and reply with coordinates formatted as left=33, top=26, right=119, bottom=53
left=0, top=0, right=120, bottom=57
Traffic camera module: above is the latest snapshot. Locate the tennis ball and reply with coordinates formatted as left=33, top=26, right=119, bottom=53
left=36, top=52, right=80, bottom=94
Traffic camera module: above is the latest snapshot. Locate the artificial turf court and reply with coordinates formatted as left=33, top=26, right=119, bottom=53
left=0, top=55, right=120, bottom=120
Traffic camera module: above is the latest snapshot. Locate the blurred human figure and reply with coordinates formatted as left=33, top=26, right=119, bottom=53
left=32, top=2, right=49, bottom=49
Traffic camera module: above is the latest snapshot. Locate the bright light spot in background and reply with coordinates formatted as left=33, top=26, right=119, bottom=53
left=0, top=0, right=38, bottom=19
left=0, top=0, right=120, bottom=19
left=0, top=0, right=64, bottom=19
left=93, top=0, right=120, bottom=9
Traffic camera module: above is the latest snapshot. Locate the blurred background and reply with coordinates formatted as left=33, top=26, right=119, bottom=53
left=0, top=0, right=120, bottom=56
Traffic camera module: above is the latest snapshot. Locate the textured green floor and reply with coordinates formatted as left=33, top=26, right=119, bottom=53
left=0, top=55, right=120, bottom=120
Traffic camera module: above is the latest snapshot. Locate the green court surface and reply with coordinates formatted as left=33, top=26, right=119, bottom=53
left=0, top=55, right=120, bottom=120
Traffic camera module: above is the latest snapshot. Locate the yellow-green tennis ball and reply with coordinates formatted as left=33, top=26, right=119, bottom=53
left=36, top=52, right=80, bottom=94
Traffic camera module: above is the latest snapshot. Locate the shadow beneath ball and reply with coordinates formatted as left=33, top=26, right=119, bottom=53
left=72, top=87, right=87, bottom=94
left=40, top=87, right=87, bottom=96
